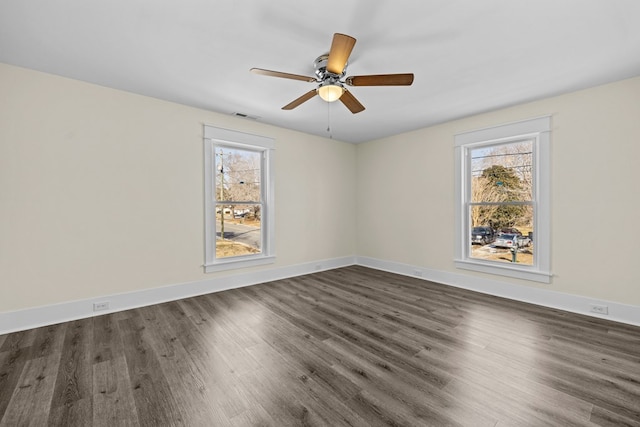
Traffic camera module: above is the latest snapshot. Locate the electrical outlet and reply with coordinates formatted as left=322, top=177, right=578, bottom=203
left=589, top=304, right=608, bottom=315
left=93, top=301, right=110, bottom=312
left=414, top=270, right=422, bottom=277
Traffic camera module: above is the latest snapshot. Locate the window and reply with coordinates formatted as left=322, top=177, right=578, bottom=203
left=454, top=117, right=551, bottom=283
left=204, top=125, right=275, bottom=272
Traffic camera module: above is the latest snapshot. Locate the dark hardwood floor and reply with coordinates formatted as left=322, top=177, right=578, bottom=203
left=1, top=265, right=639, bottom=426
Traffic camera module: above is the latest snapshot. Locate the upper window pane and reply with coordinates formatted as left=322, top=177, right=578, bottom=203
left=215, top=147, right=261, bottom=202
left=471, top=140, right=533, bottom=203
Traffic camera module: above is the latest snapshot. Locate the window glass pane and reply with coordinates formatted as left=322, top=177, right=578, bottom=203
left=215, top=203, right=262, bottom=258
left=471, top=140, right=533, bottom=202
left=215, top=147, right=261, bottom=202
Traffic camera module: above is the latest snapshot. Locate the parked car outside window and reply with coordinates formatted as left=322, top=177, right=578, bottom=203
left=471, top=226, right=495, bottom=245
left=494, top=233, right=531, bottom=248
left=497, top=227, right=522, bottom=236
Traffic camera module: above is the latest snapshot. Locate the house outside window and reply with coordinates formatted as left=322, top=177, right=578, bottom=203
left=454, top=117, right=551, bottom=283
left=204, top=125, right=275, bottom=272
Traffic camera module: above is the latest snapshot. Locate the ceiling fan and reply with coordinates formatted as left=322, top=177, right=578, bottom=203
left=250, top=33, right=414, bottom=114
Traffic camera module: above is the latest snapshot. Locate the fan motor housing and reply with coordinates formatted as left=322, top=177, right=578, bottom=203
left=314, top=54, right=347, bottom=81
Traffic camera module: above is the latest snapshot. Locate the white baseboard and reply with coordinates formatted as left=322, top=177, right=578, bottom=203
left=0, top=256, right=356, bottom=335
left=356, top=256, right=640, bottom=327
left=2, top=255, right=639, bottom=335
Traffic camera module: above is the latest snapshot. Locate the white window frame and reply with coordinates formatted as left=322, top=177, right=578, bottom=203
left=203, top=125, right=275, bottom=272
left=454, top=116, right=551, bottom=283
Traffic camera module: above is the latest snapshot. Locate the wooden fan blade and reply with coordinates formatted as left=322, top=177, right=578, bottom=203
left=345, top=73, right=414, bottom=86
left=282, top=89, right=318, bottom=110
left=339, top=89, right=365, bottom=114
left=250, top=68, right=316, bottom=83
left=326, top=33, right=356, bottom=75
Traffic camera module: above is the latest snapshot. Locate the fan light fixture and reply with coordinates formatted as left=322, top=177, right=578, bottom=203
left=317, top=83, right=344, bottom=102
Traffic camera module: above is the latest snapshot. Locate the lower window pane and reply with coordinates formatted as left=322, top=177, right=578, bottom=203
left=216, top=204, right=262, bottom=258
left=469, top=205, right=534, bottom=266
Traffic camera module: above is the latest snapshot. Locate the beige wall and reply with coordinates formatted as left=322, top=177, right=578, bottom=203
left=0, top=63, right=357, bottom=312
left=2, top=61, right=639, bottom=314
left=357, top=76, right=640, bottom=306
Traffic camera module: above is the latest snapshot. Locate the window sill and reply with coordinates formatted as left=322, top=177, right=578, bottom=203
left=205, top=255, right=275, bottom=273
left=454, top=259, right=551, bottom=283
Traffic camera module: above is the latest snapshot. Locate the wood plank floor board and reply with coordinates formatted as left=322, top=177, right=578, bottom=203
left=589, top=405, right=640, bottom=427
left=227, top=401, right=279, bottom=427
left=441, top=351, right=596, bottom=423
left=0, top=324, right=65, bottom=424
left=137, top=305, right=229, bottom=425
left=2, top=266, right=640, bottom=426
left=409, top=340, right=531, bottom=387
left=192, top=293, right=264, bottom=350
left=91, top=312, right=142, bottom=426
left=244, top=341, right=365, bottom=420
left=535, top=314, right=640, bottom=358
left=539, top=338, right=640, bottom=389
left=152, top=301, right=227, bottom=372
left=235, top=288, right=369, bottom=403
left=234, top=283, right=334, bottom=343
left=246, top=320, right=365, bottom=406
left=0, top=331, right=37, bottom=420
left=287, top=278, right=411, bottom=337
left=286, top=275, right=475, bottom=355
left=169, top=302, right=261, bottom=379
left=47, top=319, right=94, bottom=426
left=0, top=354, right=60, bottom=426
left=324, top=336, right=497, bottom=427
left=547, top=334, right=640, bottom=380
left=0, top=328, right=36, bottom=353
left=244, top=343, right=372, bottom=427
left=315, top=272, right=466, bottom=330
left=260, top=279, right=426, bottom=359
left=442, top=375, right=591, bottom=427
left=235, top=284, right=460, bottom=424
left=253, top=281, right=455, bottom=392
left=317, top=271, right=453, bottom=316
left=277, top=277, right=405, bottom=337
left=117, top=314, right=187, bottom=426
left=26, top=323, right=67, bottom=362
left=526, top=360, right=640, bottom=424
left=91, top=355, right=140, bottom=427
left=237, top=359, right=364, bottom=427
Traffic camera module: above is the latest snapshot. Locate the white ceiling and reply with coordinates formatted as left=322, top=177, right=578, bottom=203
left=1, top=1, right=640, bottom=143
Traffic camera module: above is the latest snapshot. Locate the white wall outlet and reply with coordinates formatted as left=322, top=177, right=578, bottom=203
left=589, top=304, right=608, bottom=315
left=93, top=301, right=110, bottom=312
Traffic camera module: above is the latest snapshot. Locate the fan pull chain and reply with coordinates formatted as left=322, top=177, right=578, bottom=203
left=327, top=101, right=333, bottom=139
